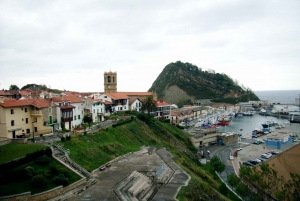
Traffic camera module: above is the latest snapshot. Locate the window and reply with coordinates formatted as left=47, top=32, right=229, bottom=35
left=11, top=120, right=14, bottom=126
left=97, top=109, right=99, bottom=113
left=108, top=76, right=111, bottom=82
left=26, top=118, right=28, bottom=123
left=48, top=107, right=52, bottom=114
left=25, top=108, right=28, bottom=112
left=78, top=115, right=80, bottom=119
left=74, top=116, right=76, bottom=120
left=93, top=109, right=95, bottom=113
left=11, top=109, right=14, bottom=114
left=101, top=108, right=102, bottom=112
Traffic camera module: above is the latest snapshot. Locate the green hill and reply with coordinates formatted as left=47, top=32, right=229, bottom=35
left=61, top=113, right=239, bottom=200
left=148, top=61, right=259, bottom=106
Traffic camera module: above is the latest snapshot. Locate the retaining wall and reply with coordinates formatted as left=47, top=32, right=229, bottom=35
left=0, top=178, right=87, bottom=201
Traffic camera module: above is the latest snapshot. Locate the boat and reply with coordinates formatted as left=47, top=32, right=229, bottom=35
left=290, top=118, right=300, bottom=123
left=262, top=119, right=278, bottom=128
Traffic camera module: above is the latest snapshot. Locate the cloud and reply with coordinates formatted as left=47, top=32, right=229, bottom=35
left=0, top=0, right=299, bottom=92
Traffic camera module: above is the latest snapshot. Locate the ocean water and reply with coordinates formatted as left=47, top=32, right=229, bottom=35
left=217, top=114, right=289, bottom=135
left=216, top=90, right=300, bottom=135
left=254, top=90, right=300, bottom=104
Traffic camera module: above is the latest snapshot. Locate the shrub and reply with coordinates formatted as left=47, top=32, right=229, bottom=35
left=25, top=166, right=35, bottom=177
left=53, top=173, right=69, bottom=186
left=50, top=166, right=58, bottom=175
left=31, top=174, right=47, bottom=188
left=35, top=155, right=50, bottom=165
left=61, top=136, right=66, bottom=141
left=219, top=182, right=228, bottom=195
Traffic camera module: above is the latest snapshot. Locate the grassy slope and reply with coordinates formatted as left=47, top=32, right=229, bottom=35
left=61, top=116, right=239, bottom=200
left=0, top=144, right=47, bottom=164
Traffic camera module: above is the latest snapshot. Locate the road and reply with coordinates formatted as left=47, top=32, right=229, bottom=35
left=209, top=143, right=242, bottom=182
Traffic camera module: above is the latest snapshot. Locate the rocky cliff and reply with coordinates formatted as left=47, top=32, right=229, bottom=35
left=148, top=61, right=259, bottom=106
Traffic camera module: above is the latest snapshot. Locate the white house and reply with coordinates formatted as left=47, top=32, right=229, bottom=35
left=129, top=98, right=142, bottom=112
left=99, top=93, right=129, bottom=113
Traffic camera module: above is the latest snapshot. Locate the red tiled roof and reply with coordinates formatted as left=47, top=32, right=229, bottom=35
left=119, top=92, right=153, bottom=96
left=19, top=90, right=31, bottom=96
left=105, top=93, right=129, bottom=100
left=0, top=99, right=31, bottom=108
left=104, top=100, right=112, bottom=105
left=51, top=95, right=84, bottom=103
left=26, top=98, right=50, bottom=108
left=0, top=90, right=13, bottom=96
left=60, top=105, right=76, bottom=109
left=156, top=100, right=170, bottom=106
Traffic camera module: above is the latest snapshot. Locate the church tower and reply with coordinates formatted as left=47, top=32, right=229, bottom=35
left=104, top=71, right=117, bottom=93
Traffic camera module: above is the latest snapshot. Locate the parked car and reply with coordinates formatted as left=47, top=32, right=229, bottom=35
left=237, top=148, right=243, bottom=151
left=230, top=155, right=234, bottom=160
left=248, top=160, right=259, bottom=165
left=254, top=158, right=262, bottom=163
left=257, top=158, right=264, bottom=162
left=271, top=151, right=279, bottom=155
left=243, top=161, right=253, bottom=166
left=261, top=153, right=272, bottom=159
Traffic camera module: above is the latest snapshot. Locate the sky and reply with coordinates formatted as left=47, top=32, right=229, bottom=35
left=0, top=0, right=300, bottom=92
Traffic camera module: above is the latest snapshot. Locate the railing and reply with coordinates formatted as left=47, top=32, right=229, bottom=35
left=52, top=142, right=92, bottom=179
left=30, top=110, right=42, bottom=115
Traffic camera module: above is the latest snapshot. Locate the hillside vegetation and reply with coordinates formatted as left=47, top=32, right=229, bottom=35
left=149, top=61, right=259, bottom=106
left=60, top=113, right=239, bottom=200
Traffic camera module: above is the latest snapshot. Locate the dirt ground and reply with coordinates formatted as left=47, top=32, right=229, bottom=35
left=265, top=144, right=300, bottom=181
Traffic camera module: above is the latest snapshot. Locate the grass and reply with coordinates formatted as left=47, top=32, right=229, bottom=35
left=0, top=143, right=47, bottom=164
left=60, top=115, right=239, bottom=200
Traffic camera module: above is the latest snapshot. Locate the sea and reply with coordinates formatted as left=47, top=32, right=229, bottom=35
left=254, top=90, right=300, bottom=104
left=217, top=90, right=300, bottom=135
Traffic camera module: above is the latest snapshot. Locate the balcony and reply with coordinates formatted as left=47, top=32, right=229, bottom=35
left=97, top=113, right=104, bottom=116
left=30, top=110, right=42, bottom=117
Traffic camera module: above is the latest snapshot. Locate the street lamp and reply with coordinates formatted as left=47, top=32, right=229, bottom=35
left=32, top=122, right=35, bottom=143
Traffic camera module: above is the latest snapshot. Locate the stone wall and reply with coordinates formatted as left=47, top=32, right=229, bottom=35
left=0, top=178, right=87, bottom=201
left=0, top=138, right=27, bottom=146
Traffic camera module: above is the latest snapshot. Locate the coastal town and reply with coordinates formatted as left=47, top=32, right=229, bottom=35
left=1, top=71, right=300, bottom=201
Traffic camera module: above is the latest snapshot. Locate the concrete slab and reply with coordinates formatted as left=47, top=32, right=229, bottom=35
left=69, top=147, right=190, bottom=201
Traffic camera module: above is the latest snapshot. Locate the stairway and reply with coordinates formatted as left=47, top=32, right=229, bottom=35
left=51, top=142, right=93, bottom=179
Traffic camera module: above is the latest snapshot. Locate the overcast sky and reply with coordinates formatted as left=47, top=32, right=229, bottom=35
left=1, top=0, right=299, bottom=92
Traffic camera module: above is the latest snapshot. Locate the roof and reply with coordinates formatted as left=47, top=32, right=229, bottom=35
left=60, top=105, right=76, bottom=109
left=156, top=100, right=170, bottom=107
left=129, top=98, right=141, bottom=105
left=0, top=90, right=13, bottom=96
left=104, top=100, right=112, bottom=105
left=0, top=99, right=31, bottom=108
left=51, top=93, right=84, bottom=103
left=26, top=98, right=50, bottom=108
left=104, top=71, right=117, bottom=75
left=119, top=92, right=153, bottom=96
left=105, top=93, right=129, bottom=100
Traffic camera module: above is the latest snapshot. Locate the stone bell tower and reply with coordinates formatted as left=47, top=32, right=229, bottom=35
left=104, top=71, right=117, bottom=93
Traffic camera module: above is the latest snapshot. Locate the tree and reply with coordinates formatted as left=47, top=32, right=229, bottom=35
left=83, top=115, right=93, bottom=128
left=227, top=173, right=241, bottom=188
left=9, top=84, right=19, bottom=90
left=210, top=156, right=225, bottom=173
left=141, top=96, right=157, bottom=115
